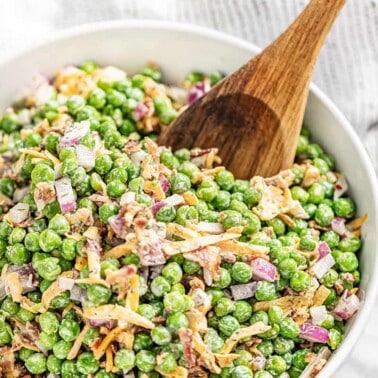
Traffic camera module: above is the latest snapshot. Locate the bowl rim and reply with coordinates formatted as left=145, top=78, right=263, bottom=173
left=1, top=19, right=378, bottom=376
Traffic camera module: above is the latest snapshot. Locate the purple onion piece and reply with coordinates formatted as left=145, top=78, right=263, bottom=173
left=250, top=258, right=277, bottom=282
left=54, top=177, right=76, bottom=214
left=318, top=241, right=331, bottom=260
left=333, top=290, right=360, bottom=320
left=300, top=323, right=330, bottom=343
left=230, top=282, right=257, bottom=300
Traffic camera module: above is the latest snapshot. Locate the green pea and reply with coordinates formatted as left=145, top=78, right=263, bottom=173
left=164, top=292, right=186, bottom=313
left=220, top=210, right=242, bottom=230
left=0, top=178, right=15, bottom=197
left=336, top=252, right=359, bottom=272
left=95, top=154, right=113, bottom=175
left=338, top=237, right=361, bottom=252
left=212, top=190, right=231, bottom=211
left=51, top=291, right=71, bottom=308
left=300, top=234, right=317, bottom=251
left=233, top=301, right=252, bottom=323
left=333, top=198, right=356, bottom=218
left=48, top=214, right=70, bottom=235
left=95, top=370, right=116, bottom=378
left=156, top=205, right=176, bottom=222
left=39, top=229, right=62, bottom=252
left=151, top=325, right=172, bottom=346
left=6, top=243, right=30, bottom=265
left=170, top=173, right=191, bottom=194
left=205, top=328, right=224, bottom=352
left=268, top=306, right=285, bottom=324
left=58, top=318, right=80, bottom=342
left=231, top=261, right=252, bottom=283
left=320, top=269, right=339, bottom=287
left=1, top=297, right=19, bottom=315
left=290, top=271, right=311, bottom=292
left=178, top=161, right=199, bottom=178
left=87, top=284, right=112, bottom=306
left=9, top=227, right=26, bottom=244
left=46, top=355, right=62, bottom=374
left=38, top=311, right=59, bottom=334
left=232, top=365, right=253, bottom=378
left=314, top=203, right=334, bottom=226
left=114, top=349, right=135, bottom=370
left=133, top=332, right=153, bottom=352
left=37, top=257, right=61, bottom=281
left=212, top=268, right=231, bottom=289
left=135, top=350, right=156, bottom=372
left=161, top=150, right=179, bottom=170
left=175, top=205, right=198, bottom=226
left=151, top=276, right=171, bottom=297
left=197, top=180, right=219, bottom=202
left=24, top=232, right=40, bottom=252
left=215, top=297, right=236, bottom=317
left=218, top=315, right=240, bottom=336
left=279, top=317, right=300, bottom=339
left=328, top=328, right=343, bottom=350
left=40, top=331, right=58, bottom=350
left=31, top=163, right=55, bottom=184
left=321, top=230, right=340, bottom=248
left=162, top=262, right=183, bottom=284
left=243, top=186, right=262, bottom=206
left=77, top=351, right=100, bottom=374
left=255, top=281, right=277, bottom=301
left=166, top=312, right=189, bottom=334
left=291, top=186, right=310, bottom=203
left=308, top=183, right=325, bottom=204
left=99, top=203, right=119, bottom=223
left=25, top=353, right=47, bottom=374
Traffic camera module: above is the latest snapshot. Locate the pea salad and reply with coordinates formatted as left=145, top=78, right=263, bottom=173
left=0, top=62, right=366, bottom=377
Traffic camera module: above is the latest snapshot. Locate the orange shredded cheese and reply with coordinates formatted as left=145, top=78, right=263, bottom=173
left=83, top=305, right=155, bottom=330
left=75, top=256, right=87, bottom=271
left=216, top=239, right=269, bottom=256
left=102, top=237, right=138, bottom=259
left=221, top=322, right=271, bottom=354
left=313, top=285, right=331, bottom=307
left=166, top=223, right=200, bottom=240
left=192, top=332, right=221, bottom=374
left=144, top=180, right=165, bottom=201
left=125, top=274, right=140, bottom=312
left=162, top=232, right=241, bottom=255
left=182, top=191, right=199, bottom=205
left=93, top=326, right=123, bottom=360
left=67, top=323, right=90, bottom=360
left=214, top=353, right=239, bottom=367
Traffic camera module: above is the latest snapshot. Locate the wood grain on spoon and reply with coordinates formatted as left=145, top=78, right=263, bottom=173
left=158, top=0, right=346, bottom=179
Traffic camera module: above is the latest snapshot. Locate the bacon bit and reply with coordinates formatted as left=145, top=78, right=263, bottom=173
left=346, top=213, right=368, bottom=231
left=83, top=305, right=155, bottom=329
left=221, top=322, right=271, bottom=354
left=216, top=240, right=269, bottom=257
left=166, top=223, right=200, bottom=240
left=334, top=280, right=345, bottom=295
left=179, top=329, right=197, bottom=368
left=300, top=347, right=331, bottom=377
left=51, top=113, right=73, bottom=134
left=188, top=277, right=206, bottom=292
left=0, top=347, right=16, bottom=376
left=253, top=295, right=312, bottom=315
left=102, top=234, right=138, bottom=259
left=65, top=207, right=94, bottom=225
left=137, top=228, right=166, bottom=266
left=89, top=193, right=111, bottom=205
left=192, top=332, right=221, bottom=374
left=92, top=326, right=123, bottom=360
left=282, top=188, right=308, bottom=219
left=191, top=167, right=225, bottom=184
left=163, top=232, right=241, bottom=255
left=190, top=288, right=212, bottom=316
left=123, top=139, right=141, bottom=155
left=184, top=246, right=221, bottom=281
left=185, top=308, right=207, bottom=333
left=106, top=265, right=137, bottom=286
left=214, top=353, right=239, bottom=368
left=34, top=182, right=56, bottom=211
left=182, top=191, right=199, bottom=205
left=115, top=330, right=134, bottom=349
left=278, top=213, right=296, bottom=227
left=33, top=118, right=51, bottom=135
left=302, top=165, right=321, bottom=187
left=75, top=256, right=87, bottom=271
left=67, top=322, right=90, bottom=360
left=144, top=180, right=165, bottom=201
left=313, top=285, right=331, bottom=306
left=83, top=226, right=99, bottom=240
left=41, top=271, right=76, bottom=311
left=156, top=366, right=189, bottom=378
left=264, top=169, right=295, bottom=189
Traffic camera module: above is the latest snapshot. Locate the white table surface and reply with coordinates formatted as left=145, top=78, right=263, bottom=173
left=0, top=1, right=377, bottom=376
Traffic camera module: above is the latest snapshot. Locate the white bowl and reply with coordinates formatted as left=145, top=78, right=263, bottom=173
left=0, top=20, right=377, bottom=377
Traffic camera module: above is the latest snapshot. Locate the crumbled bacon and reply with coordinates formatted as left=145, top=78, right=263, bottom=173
left=184, top=246, right=221, bottom=281
left=179, top=329, right=197, bottom=368
left=123, top=140, right=141, bottom=154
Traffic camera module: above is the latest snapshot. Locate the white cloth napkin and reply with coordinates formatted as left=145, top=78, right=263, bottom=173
left=0, top=1, right=377, bottom=376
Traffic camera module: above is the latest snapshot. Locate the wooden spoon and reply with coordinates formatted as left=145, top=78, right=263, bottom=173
left=158, top=0, right=346, bottom=179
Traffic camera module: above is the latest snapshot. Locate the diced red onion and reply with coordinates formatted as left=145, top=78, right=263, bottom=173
left=89, top=319, right=117, bottom=329
left=230, top=282, right=257, bottom=300
left=70, top=285, right=87, bottom=304
left=197, top=222, right=224, bottom=234
left=132, top=102, right=149, bottom=121
left=151, top=194, right=185, bottom=215
left=333, top=290, right=360, bottom=320
left=76, top=144, right=95, bottom=169
left=8, top=203, right=29, bottom=224
left=54, top=177, right=76, bottom=214
left=59, top=120, right=90, bottom=148
left=159, top=175, right=171, bottom=192
left=138, top=230, right=166, bottom=266
left=188, top=81, right=211, bottom=105
left=318, top=241, right=331, bottom=260
left=130, top=150, right=148, bottom=165
left=311, top=253, right=335, bottom=279
left=120, top=191, right=136, bottom=206
left=58, top=277, right=75, bottom=290
left=300, top=323, right=330, bottom=343
left=108, top=214, right=126, bottom=236
left=310, top=305, right=328, bottom=325
left=334, top=174, right=348, bottom=199
left=331, top=217, right=347, bottom=236
left=251, top=258, right=277, bottom=282
left=7, top=264, right=38, bottom=293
